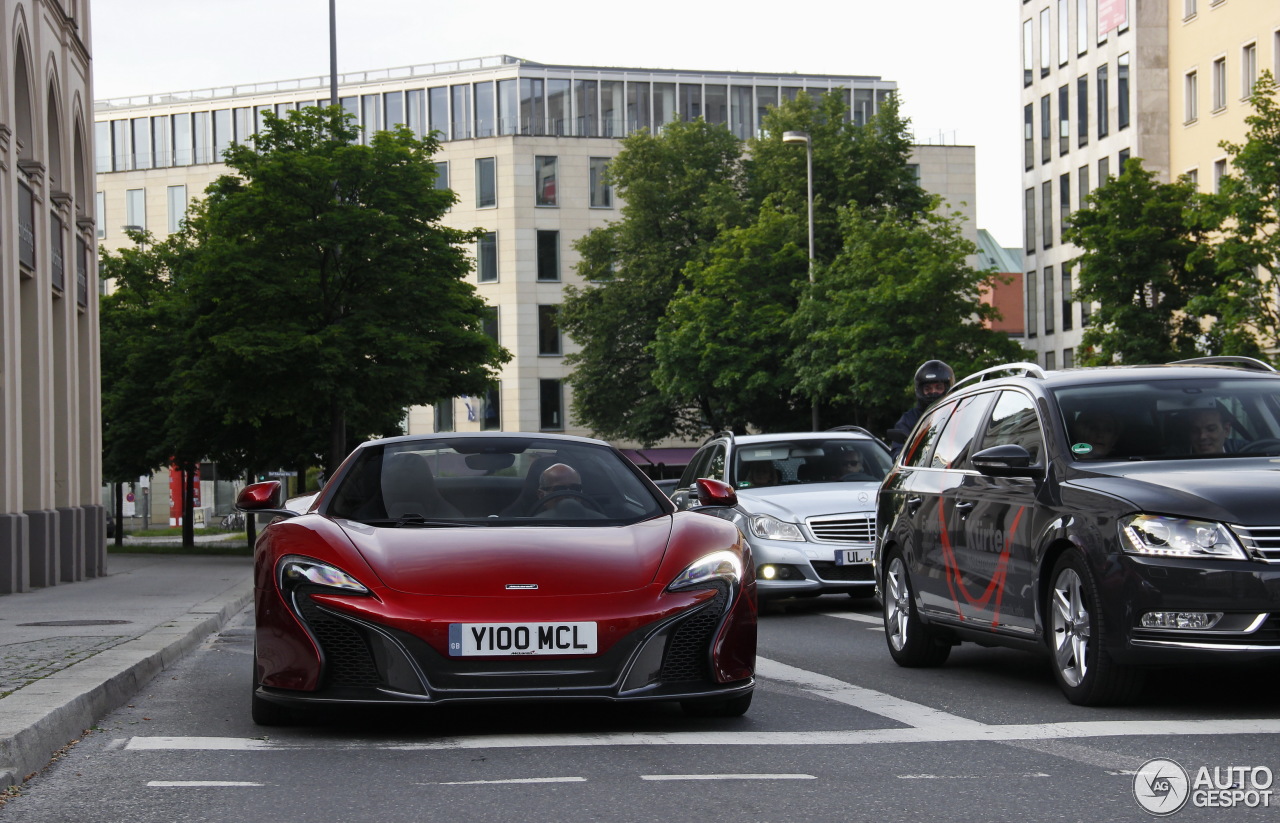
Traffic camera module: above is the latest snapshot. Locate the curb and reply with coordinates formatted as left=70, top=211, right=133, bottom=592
left=0, top=580, right=254, bottom=788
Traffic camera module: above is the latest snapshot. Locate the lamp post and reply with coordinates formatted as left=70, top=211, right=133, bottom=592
left=782, top=131, right=820, bottom=430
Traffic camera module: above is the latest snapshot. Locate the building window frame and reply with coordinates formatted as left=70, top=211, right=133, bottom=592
left=1185, top=70, right=1199, bottom=124
left=1212, top=56, right=1227, bottom=112
left=1241, top=42, right=1257, bottom=100
left=537, top=304, right=562, bottom=356
left=539, top=379, right=564, bottom=431
left=534, top=155, right=558, bottom=207
left=477, top=231, right=498, bottom=283
left=476, top=156, right=496, bottom=208
left=536, top=230, right=560, bottom=282
left=589, top=157, right=612, bottom=208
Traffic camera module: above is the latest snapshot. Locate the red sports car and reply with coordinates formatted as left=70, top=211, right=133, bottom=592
left=237, top=432, right=757, bottom=725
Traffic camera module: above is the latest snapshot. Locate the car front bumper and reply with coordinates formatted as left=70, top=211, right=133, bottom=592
left=750, top=537, right=876, bottom=599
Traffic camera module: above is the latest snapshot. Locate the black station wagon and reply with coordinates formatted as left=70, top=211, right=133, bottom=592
left=875, top=358, right=1280, bottom=705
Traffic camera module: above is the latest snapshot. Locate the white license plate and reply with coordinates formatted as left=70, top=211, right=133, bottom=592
left=448, top=622, right=598, bottom=656
left=835, top=549, right=873, bottom=565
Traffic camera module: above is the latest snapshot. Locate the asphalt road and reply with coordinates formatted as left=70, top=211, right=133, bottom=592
left=3, top=595, right=1278, bottom=823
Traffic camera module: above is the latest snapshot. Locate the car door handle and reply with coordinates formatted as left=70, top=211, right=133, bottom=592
left=906, top=496, right=923, bottom=514
left=953, top=501, right=976, bottom=515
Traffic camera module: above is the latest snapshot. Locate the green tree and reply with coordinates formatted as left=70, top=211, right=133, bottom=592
left=173, top=107, right=508, bottom=473
left=1202, top=71, right=1280, bottom=356
left=560, top=119, right=746, bottom=444
left=788, top=203, right=1025, bottom=432
left=1064, top=159, right=1220, bottom=365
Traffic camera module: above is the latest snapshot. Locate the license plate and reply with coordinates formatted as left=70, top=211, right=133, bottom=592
left=835, top=549, right=873, bottom=565
left=448, top=622, right=598, bottom=656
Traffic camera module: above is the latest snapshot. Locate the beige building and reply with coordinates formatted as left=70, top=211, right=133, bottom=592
left=94, top=57, right=979, bottom=490
left=1, top=0, right=104, bottom=594
left=1021, top=0, right=1280, bottom=366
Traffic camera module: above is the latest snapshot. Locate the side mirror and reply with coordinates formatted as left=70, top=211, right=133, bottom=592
left=235, top=481, right=301, bottom=518
left=971, top=444, right=1038, bottom=478
left=693, top=478, right=738, bottom=509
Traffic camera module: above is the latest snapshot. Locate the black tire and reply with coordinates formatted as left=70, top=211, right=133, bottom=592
left=1046, top=552, right=1145, bottom=706
left=680, top=692, right=753, bottom=718
left=251, top=656, right=304, bottom=726
left=882, top=550, right=951, bottom=667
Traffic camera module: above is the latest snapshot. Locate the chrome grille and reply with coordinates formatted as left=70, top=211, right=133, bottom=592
left=1229, top=525, right=1280, bottom=563
left=807, top=514, right=875, bottom=544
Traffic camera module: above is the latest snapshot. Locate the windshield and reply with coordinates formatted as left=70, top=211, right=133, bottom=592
left=732, top=439, right=891, bottom=489
left=326, top=437, right=669, bottom=526
left=1053, top=376, right=1280, bottom=460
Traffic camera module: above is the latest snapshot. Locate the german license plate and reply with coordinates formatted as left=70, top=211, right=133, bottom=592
left=448, top=622, right=598, bottom=656
left=835, top=549, right=873, bottom=565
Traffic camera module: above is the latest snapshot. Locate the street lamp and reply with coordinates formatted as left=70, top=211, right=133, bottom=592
left=782, top=131, right=820, bottom=430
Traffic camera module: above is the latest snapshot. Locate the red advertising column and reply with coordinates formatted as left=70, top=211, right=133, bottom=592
left=167, top=463, right=202, bottom=526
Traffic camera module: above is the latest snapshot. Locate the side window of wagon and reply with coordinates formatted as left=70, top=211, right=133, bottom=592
left=903, top=401, right=956, bottom=468
left=931, top=393, right=994, bottom=469
left=980, top=391, right=1046, bottom=464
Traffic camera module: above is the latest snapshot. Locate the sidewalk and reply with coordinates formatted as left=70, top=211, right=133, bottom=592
left=0, top=552, right=253, bottom=788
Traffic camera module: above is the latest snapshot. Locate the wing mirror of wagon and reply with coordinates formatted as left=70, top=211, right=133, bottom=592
left=971, top=444, right=1038, bottom=478
left=693, top=478, right=738, bottom=509
left=235, top=481, right=302, bottom=518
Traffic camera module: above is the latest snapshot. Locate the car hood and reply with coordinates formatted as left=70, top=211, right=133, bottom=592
left=336, top=516, right=675, bottom=596
left=736, top=482, right=879, bottom=521
left=1069, top=458, right=1280, bottom=525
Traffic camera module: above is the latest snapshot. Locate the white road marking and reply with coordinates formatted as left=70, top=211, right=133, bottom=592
left=430, top=777, right=586, bottom=785
left=127, top=737, right=274, bottom=751
left=147, top=781, right=264, bottom=787
left=641, top=774, right=815, bottom=781
left=898, top=773, right=1050, bottom=780
left=819, top=611, right=883, bottom=626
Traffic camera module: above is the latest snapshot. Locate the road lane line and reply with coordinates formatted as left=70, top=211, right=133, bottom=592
left=898, top=773, right=1050, bottom=780
left=430, top=777, right=586, bottom=785
left=819, top=611, right=882, bottom=625
left=755, top=656, right=986, bottom=730
left=147, top=781, right=264, bottom=787
left=641, top=774, right=815, bottom=781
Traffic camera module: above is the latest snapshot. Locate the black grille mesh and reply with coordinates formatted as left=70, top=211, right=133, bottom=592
left=810, top=561, right=875, bottom=582
left=660, top=587, right=728, bottom=683
left=298, top=599, right=383, bottom=688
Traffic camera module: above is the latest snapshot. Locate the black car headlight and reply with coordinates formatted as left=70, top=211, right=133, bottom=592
left=1119, top=515, right=1247, bottom=560
left=278, top=555, right=370, bottom=594
left=667, top=550, right=742, bottom=592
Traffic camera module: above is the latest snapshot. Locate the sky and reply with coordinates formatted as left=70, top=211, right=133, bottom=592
left=91, top=0, right=1023, bottom=244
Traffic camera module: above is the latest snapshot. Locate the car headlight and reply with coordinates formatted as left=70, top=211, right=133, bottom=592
left=667, top=550, right=743, bottom=592
left=748, top=514, right=804, bottom=541
left=278, top=555, right=370, bottom=593
left=1119, top=515, right=1247, bottom=560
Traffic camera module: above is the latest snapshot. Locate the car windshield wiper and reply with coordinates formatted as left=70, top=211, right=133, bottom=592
left=360, top=515, right=482, bottom=528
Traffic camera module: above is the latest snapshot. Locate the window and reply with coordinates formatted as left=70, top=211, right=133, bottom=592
left=1063, top=347, right=1074, bottom=368
left=1076, top=0, right=1088, bottom=55
left=1040, top=9, right=1051, bottom=77
left=1097, top=64, right=1109, bottom=138
left=125, top=188, right=146, bottom=229
left=534, top=156, right=557, bottom=206
left=1185, top=71, right=1199, bottom=123
left=903, top=401, right=956, bottom=469
left=131, top=118, right=152, bottom=170
left=1057, top=0, right=1069, bottom=66
left=1058, top=85, right=1069, bottom=155
left=1044, top=265, right=1055, bottom=334
left=577, top=79, right=600, bottom=136
left=537, top=230, right=560, bottom=281
left=151, top=116, right=171, bottom=167
left=1099, top=155, right=1110, bottom=181
left=538, top=304, right=561, bottom=355
left=1077, top=74, right=1089, bottom=146
left=433, top=161, right=449, bottom=191
left=1214, top=159, right=1228, bottom=193
left=434, top=399, right=454, bottom=433
left=477, top=232, right=497, bottom=283
left=1042, top=181, right=1053, bottom=249
left=95, top=191, right=105, bottom=239
left=476, top=157, right=496, bottom=208
left=451, top=84, right=471, bottom=139
left=1212, top=57, right=1227, bottom=111
left=482, top=306, right=499, bottom=343
left=1186, top=167, right=1199, bottom=189
left=1060, top=172, right=1071, bottom=237
left=172, top=113, right=192, bottom=166
left=473, top=81, right=494, bottom=138
left=428, top=86, right=448, bottom=138
left=480, top=386, right=501, bottom=431
left=94, top=121, right=112, bottom=173
left=1062, top=262, right=1074, bottom=331
left=540, top=380, right=564, bottom=431
left=193, top=111, right=211, bottom=163
left=166, top=185, right=187, bottom=234
left=497, top=79, right=518, bottom=136
left=1040, top=95, right=1051, bottom=163
left=1117, top=53, right=1130, bottom=130
left=1025, top=188, right=1036, bottom=253
left=522, top=78, right=545, bottom=135
left=982, top=391, right=1044, bottom=465
left=1027, top=269, right=1039, bottom=338
left=1242, top=43, right=1258, bottom=99
left=932, top=394, right=990, bottom=471
left=1184, top=0, right=1197, bottom=19
left=361, top=94, right=380, bottom=144
left=589, top=157, right=612, bottom=208
left=1023, top=19, right=1035, bottom=86
left=1118, top=148, right=1130, bottom=173
left=1078, top=164, right=1090, bottom=206
left=1024, top=104, right=1034, bottom=170
left=1045, top=350, right=1057, bottom=370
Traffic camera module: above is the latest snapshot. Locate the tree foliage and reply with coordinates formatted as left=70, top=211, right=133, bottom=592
left=1064, top=159, right=1221, bottom=365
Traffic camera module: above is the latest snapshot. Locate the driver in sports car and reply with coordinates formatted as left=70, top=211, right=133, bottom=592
left=533, top=463, right=605, bottom=519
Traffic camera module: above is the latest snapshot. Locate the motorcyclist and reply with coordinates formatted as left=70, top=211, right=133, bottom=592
left=888, top=360, right=954, bottom=456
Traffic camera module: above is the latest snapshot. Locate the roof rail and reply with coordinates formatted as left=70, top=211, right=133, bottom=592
left=825, top=425, right=879, bottom=439
left=952, top=362, right=1047, bottom=392
left=1168, top=356, right=1277, bottom=373
left=702, top=430, right=737, bottom=445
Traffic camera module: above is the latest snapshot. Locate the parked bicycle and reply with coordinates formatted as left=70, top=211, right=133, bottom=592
left=220, top=511, right=246, bottom=530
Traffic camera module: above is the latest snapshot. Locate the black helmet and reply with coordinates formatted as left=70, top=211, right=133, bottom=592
left=914, top=360, right=954, bottom=405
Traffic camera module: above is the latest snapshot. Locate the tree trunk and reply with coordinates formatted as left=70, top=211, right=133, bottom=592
left=113, top=481, right=125, bottom=549
left=182, top=465, right=195, bottom=548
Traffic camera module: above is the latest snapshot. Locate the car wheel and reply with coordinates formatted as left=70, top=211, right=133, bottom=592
left=680, top=692, right=753, bottom=718
left=1047, top=552, right=1145, bottom=706
left=882, top=550, right=951, bottom=667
